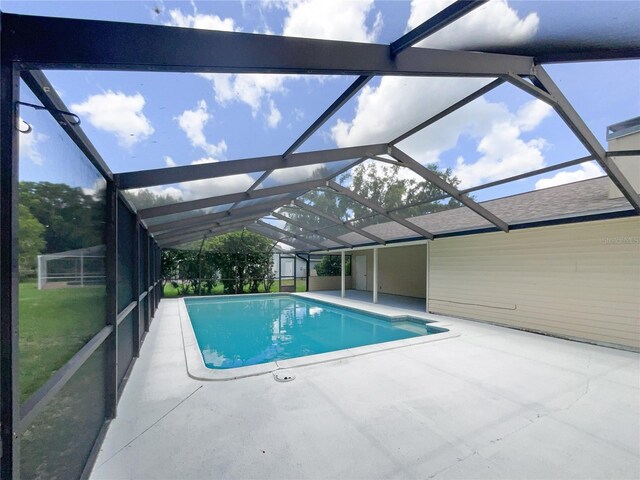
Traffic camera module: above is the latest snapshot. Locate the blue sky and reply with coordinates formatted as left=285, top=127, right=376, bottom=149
left=6, top=0, right=640, bottom=206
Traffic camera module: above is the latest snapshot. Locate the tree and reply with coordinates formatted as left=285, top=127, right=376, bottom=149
left=344, top=162, right=463, bottom=223
left=18, top=204, right=46, bottom=275
left=314, top=255, right=349, bottom=276
left=19, top=181, right=105, bottom=253
left=124, top=188, right=182, bottom=210
left=281, top=162, right=463, bottom=238
left=205, top=231, right=275, bottom=294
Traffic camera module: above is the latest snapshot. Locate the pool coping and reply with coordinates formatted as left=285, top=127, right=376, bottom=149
left=178, top=293, right=460, bottom=381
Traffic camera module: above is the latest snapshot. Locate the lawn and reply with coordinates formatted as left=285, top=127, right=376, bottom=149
left=19, top=282, right=106, bottom=403
left=163, top=279, right=307, bottom=297
left=19, top=279, right=306, bottom=402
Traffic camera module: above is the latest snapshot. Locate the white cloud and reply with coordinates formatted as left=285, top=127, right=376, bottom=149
left=71, top=91, right=154, bottom=148
left=330, top=0, right=545, bottom=189
left=453, top=100, right=553, bottom=187
left=266, top=99, right=282, bottom=128
left=407, top=0, right=539, bottom=50
left=332, top=77, right=498, bottom=154
left=145, top=185, right=184, bottom=199
left=281, top=0, right=382, bottom=43
left=174, top=156, right=257, bottom=202
left=200, top=73, right=290, bottom=116
left=18, top=119, right=48, bottom=166
left=535, top=161, right=603, bottom=190
left=170, top=0, right=382, bottom=120
left=164, top=155, right=177, bottom=167
left=175, top=100, right=227, bottom=157
left=165, top=8, right=236, bottom=32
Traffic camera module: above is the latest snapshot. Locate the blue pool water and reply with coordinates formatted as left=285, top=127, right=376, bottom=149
left=185, top=295, right=448, bottom=369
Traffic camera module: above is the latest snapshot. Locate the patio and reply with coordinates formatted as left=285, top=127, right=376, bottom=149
left=90, top=294, right=640, bottom=479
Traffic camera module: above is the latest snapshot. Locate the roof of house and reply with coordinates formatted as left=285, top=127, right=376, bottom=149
left=337, top=176, right=634, bottom=246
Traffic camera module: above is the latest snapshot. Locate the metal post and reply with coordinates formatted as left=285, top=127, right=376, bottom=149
left=37, top=255, right=43, bottom=290
left=146, top=233, right=151, bottom=328
left=80, top=251, right=84, bottom=287
left=133, top=221, right=141, bottom=358
left=373, top=248, right=379, bottom=304
left=341, top=251, right=346, bottom=298
left=426, top=241, right=430, bottom=313
left=0, top=54, right=20, bottom=480
left=105, top=181, right=118, bottom=419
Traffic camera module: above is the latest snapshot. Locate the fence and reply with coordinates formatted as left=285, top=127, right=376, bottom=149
left=37, top=246, right=106, bottom=289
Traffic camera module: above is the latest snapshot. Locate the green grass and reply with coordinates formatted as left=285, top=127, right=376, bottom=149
left=163, top=279, right=307, bottom=297
left=19, top=282, right=106, bottom=403
left=19, top=277, right=307, bottom=402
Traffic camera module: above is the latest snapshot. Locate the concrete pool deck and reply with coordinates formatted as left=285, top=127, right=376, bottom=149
left=90, top=292, right=640, bottom=479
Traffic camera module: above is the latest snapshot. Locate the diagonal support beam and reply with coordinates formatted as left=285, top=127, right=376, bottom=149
left=138, top=179, right=326, bottom=219
left=158, top=224, right=243, bottom=248
left=256, top=220, right=326, bottom=250
left=391, top=78, right=505, bottom=145
left=272, top=211, right=352, bottom=248
left=503, top=72, right=556, bottom=104
left=116, top=144, right=387, bottom=190
left=154, top=214, right=261, bottom=242
left=326, top=181, right=434, bottom=240
left=293, top=200, right=386, bottom=245
left=391, top=0, right=489, bottom=56
left=529, top=66, right=640, bottom=213
left=388, top=146, right=509, bottom=232
left=148, top=198, right=291, bottom=233
left=348, top=154, right=599, bottom=227
left=246, top=225, right=313, bottom=252
left=284, top=76, right=373, bottom=157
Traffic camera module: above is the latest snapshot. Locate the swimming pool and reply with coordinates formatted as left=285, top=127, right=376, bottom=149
left=180, top=294, right=453, bottom=380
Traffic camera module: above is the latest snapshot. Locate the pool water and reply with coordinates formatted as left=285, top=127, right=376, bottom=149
left=185, top=295, right=448, bottom=369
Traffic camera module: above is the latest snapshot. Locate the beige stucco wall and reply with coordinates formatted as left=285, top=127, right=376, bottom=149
left=378, top=245, right=426, bottom=298
left=351, top=245, right=426, bottom=299
left=429, top=217, right=640, bottom=350
left=309, top=275, right=352, bottom=291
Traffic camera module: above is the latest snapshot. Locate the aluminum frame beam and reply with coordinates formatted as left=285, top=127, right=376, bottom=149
left=529, top=67, right=640, bottom=213
left=147, top=198, right=292, bottom=233
left=154, top=214, right=261, bottom=242
left=326, top=181, right=435, bottom=240
left=391, top=78, right=505, bottom=145
left=388, top=146, right=510, bottom=232
left=255, top=220, right=326, bottom=250
left=115, top=144, right=386, bottom=190
left=271, top=211, right=353, bottom=248
left=21, top=70, right=113, bottom=180
left=241, top=1, right=491, bottom=198
left=293, top=200, right=386, bottom=245
left=246, top=225, right=312, bottom=252
left=347, top=154, right=597, bottom=226
left=390, top=0, right=489, bottom=56
left=2, top=14, right=535, bottom=77
left=159, top=224, right=244, bottom=248
left=138, top=179, right=327, bottom=219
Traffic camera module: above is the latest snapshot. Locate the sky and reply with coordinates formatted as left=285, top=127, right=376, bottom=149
left=6, top=0, right=640, bottom=209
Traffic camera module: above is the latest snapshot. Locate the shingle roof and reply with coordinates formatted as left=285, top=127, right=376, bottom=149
left=338, top=176, right=634, bottom=245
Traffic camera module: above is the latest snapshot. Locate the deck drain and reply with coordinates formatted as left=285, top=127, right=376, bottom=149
left=273, top=372, right=296, bottom=382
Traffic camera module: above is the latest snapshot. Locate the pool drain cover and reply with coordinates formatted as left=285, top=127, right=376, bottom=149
left=273, top=372, right=296, bottom=382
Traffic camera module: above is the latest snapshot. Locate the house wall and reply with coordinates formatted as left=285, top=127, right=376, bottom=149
left=351, top=245, right=427, bottom=299
left=347, top=217, right=639, bottom=350
left=429, top=217, right=640, bottom=350
left=309, top=275, right=352, bottom=291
